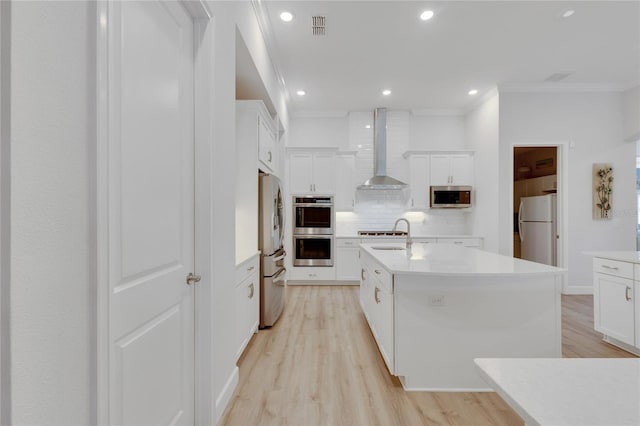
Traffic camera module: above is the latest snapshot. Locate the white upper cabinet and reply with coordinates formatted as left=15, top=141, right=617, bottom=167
left=236, top=100, right=278, bottom=176
left=407, top=154, right=430, bottom=210
left=335, top=153, right=356, bottom=211
left=430, top=153, right=473, bottom=186
left=288, top=149, right=337, bottom=195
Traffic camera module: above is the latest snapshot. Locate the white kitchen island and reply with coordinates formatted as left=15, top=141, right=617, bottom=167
left=359, top=243, right=565, bottom=391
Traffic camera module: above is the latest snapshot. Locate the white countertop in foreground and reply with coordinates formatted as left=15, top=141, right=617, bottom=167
left=475, top=358, right=640, bottom=426
left=588, top=251, right=640, bottom=264
left=361, top=243, right=565, bottom=277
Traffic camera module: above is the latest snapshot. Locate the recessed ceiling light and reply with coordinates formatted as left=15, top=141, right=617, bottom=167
left=382, top=89, right=391, bottom=96
left=561, top=9, right=575, bottom=18
left=365, top=125, right=371, bottom=129
left=468, top=89, right=478, bottom=96
left=280, top=11, right=293, bottom=22
left=420, top=10, right=434, bottom=21
left=296, top=90, right=306, bottom=96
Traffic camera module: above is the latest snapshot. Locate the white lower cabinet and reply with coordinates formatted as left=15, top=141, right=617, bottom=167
left=593, top=257, right=638, bottom=352
left=336, top=238, right=360, bottom=281
left=235, top=254, right=260, bottom=361
left=360, top=250, right=394, bottom=374
left=437, top=237, right=483, bottom=249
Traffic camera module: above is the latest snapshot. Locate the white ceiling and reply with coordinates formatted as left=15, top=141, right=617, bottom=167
left=259, top=1, right=640, bottom=114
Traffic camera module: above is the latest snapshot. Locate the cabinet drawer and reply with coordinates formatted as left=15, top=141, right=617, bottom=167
left=236, top=254, right=260, bottom=284
left=336, top=238, right=361, bottom=248
left=594, top=258, right=633, bottom=279
left=370, top=264, right=393, bottom=293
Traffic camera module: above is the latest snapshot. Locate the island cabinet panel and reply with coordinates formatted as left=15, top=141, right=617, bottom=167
left=593, top=273, right=635, bottom=346
left=394, top=275, right=561, bottom=390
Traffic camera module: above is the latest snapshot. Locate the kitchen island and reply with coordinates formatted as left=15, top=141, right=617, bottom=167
left=359, top=243, right=565, bottom=391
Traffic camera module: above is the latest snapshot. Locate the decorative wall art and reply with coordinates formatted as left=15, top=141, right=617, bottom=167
left=593, top=163, right=613, bottom=220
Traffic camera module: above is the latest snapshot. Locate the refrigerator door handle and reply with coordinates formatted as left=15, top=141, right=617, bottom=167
left=518, top=200, right=524, bottom=242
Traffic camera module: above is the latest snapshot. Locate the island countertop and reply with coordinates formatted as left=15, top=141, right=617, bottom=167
left=360, top=243, right=566, bottom=277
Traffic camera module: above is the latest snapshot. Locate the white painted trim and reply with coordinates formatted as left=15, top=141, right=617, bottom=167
left=563, top=285, right=594, bottom=295
left=507, top=142, right=570, bottom=292
left=410, top=108, right=465, bottom=117
left=96, top=1, right=215, bottom=424
left=0, top=1, right=10, bottom=423
left=215, top=366, right=239, bottom=425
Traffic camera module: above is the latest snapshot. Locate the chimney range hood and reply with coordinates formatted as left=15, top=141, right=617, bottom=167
left=357, top=108, right=407, bottom=190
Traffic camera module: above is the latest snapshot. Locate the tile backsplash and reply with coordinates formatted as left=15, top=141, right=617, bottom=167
left=336, top=192, right=470, bottom=236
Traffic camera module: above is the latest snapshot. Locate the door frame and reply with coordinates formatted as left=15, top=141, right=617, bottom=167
left=509, top=141, right=569, bottom=293
left=0, top=1, right=10, bottom=423
left=96, top=1, right=214, bottom=424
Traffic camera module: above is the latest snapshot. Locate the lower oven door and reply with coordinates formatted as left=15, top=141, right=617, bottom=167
left=293, top=235, right=333, bottom=266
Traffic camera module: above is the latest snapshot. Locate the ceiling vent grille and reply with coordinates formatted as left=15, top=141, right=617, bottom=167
left=311, top=16, right=326, bottom=36
left=544, top=72, right=572, bottom=82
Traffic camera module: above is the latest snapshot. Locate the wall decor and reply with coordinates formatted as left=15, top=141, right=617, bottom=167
left=593, top=163, right=613, bottom=220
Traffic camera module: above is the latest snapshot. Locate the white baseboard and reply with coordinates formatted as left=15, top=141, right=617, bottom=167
left=215, top=366, right=239, bottom=425
left=562, top=285, right=593, bottom=295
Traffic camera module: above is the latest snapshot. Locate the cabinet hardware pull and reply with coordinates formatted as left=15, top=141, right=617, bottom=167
left=626, top=286, right=632, bottom=301
left=268, top=151, right=272, bottom=162
left=310, top=184, right=313, bottom=191
left=374, top=269, right=382, bottom=275
left=374, top=287, right=381, bottom=304
left=361, top=268, right=365, bottom=280
left=247, top=266, right=255, bottom=272
left=248, top=283, right=254, bottom=299
left=602, top=265, right=619, bottom=270
left=186, top=272, right=201, bottom=285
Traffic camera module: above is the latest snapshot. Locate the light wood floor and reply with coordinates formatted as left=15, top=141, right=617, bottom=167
left=220, top=287, right=637, bottom=426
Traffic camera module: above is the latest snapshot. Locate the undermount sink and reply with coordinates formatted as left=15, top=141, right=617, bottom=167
left=371, top=246, right=406, bottom=251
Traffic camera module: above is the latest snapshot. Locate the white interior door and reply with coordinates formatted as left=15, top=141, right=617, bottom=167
left=108, top=1, right=195, bottom=424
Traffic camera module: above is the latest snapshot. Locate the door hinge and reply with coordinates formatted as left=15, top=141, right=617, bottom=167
left=186, top=272, right=201, bottom=285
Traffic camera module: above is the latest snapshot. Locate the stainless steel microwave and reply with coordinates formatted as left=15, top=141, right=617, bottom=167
left=430, top=186, right=472, bottom=208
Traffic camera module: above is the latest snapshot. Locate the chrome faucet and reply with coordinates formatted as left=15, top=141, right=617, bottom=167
left=393, top=218, right=412, bottom=250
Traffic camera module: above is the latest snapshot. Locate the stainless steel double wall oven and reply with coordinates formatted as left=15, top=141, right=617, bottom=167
left=292, top=196, right=333, bottom=266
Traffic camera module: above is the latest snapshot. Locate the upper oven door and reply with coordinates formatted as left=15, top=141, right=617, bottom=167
left=294, top=204, right=333, bottom=234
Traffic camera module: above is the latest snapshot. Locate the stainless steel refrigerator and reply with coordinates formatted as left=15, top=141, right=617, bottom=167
left=258, top=174, right=286, bottom=327
left=518, top=194, right=557, bottom=266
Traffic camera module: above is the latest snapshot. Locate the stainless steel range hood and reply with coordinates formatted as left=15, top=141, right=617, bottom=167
left=357, top=108, right=407, bottom=190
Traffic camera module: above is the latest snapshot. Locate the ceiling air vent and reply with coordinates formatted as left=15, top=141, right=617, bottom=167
left=311, top=16, right=326, bottom=36
left=544, top=73, right=572, bottom=82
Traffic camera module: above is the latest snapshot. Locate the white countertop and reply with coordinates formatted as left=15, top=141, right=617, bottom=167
left=475, top=358, right=640, bottom=426
left=337, top=234, right=481, bottom=239
left=361, top=243, right=565, bottom=277
left=589, top=251, right=640, bottom=264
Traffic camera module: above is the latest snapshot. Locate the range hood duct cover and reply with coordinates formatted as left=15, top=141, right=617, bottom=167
left=357, top=108, right=407, bottom=190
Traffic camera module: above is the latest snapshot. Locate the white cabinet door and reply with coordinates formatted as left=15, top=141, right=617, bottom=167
left=450, top=155, right=473, bottom=185
left=289, top=152, right=314, bottom=194
left=376, top=285, right=394, bottom=374
left=337, top=247, right=360, bottom=281
left=234, top=270, right=259, bottom=361
left=258, top=116, right=276, bottom=174
left=430, top=154, right=473, bottom=186
left=312, top=152, right=336, bottom=194
left=408, top=154, right=429, bottom=210
left=594, top=272, right=635, bottom=346
left=430, top=155, right=451, bottom=186
left=335, top=155, right=355, bottom=210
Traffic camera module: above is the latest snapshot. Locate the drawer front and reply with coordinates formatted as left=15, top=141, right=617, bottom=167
left=437, top=237, right=483, bottom=248
left=594, top=257, right=633, bottom=279
left=236, top=254, right=260, bottom=284
left=336, top=238, right=361, bottom=248
left=370, top=263, right=393, bottom=293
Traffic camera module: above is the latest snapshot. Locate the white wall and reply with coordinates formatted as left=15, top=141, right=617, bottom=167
left=465, top=93, right=500, bottom=253
left=622, top=85, right=640, bottom=142
left=289, top=115, right=348, bottom=149
left=10, top=1, right=96, bottom=423
left=410, top=113, right=466, bottom=150
left=499, top=92, right=636, bottom=292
